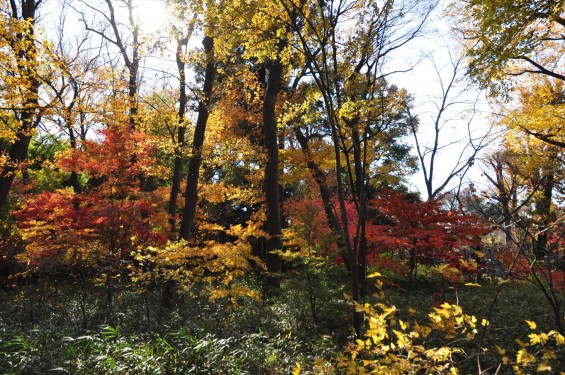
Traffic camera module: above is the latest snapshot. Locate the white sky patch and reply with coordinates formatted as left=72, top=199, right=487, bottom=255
left=387, top=6, right=495, bottom=198
left=133, top=0, right=170, bottom=35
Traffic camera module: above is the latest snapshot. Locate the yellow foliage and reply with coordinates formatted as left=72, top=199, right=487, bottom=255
left=502, top=79, right=565, bottom=148
left=129, top=213, right=264, bottom=303
left=0, top=6, right=58, bottom=149
left=337, top=275, right=479, bottom=374
left=332, top=275, right=565, bottom=374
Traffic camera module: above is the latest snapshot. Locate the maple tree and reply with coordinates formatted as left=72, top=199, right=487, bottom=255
left=2, top=0, right=563, bottom=352
left=368, top=191, right=487, bottom=284
left=284, top=190, right=487, bottom=284
left=14, top=123, right=169, bottom=304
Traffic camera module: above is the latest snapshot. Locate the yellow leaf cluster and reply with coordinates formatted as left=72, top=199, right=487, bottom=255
left=129, top=214, right=265, bottom=303
left=338, top=275, right=477, bottom=374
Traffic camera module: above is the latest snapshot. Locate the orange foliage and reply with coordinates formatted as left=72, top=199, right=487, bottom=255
left=15, top=124, right=168, bottom=275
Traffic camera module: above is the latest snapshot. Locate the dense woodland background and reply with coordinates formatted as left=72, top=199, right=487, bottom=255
left=0, top=0, right=564, bottom=373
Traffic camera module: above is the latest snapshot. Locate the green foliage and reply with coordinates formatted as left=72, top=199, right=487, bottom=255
left=0, top=277, right=341, bottom=374
left=452, top=0, right=565, bottom=94
left=2, top=272, right=565, bottom=374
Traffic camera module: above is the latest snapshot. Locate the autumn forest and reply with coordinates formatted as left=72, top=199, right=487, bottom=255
left=0, top=0, right=564, bottom=373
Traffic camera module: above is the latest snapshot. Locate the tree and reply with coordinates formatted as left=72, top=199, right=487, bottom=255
left=407, top=53, right=489, bottom=200
left=480, top=141, right=565, bottom=332
left=499, top=80, right=564, bottom=258
left=42, top=7, right=107, bottom=193
left=369, top=191, right=487, bottom=284
left=167, top=35, right=190, bottom=233
left=15, top=123, right=169, bottom=305
left=77, top=0, right=143, bottom=128
left=501, top=78, right=565, bottom=149
left=208, top=0, right=302, bottom=288
left=178, top=35, right=216, bottom=241
left=452, top=0, right=565, bottom=95
left=280, top=0, right=435, bottom=334
left=477, top=79, right=565, bottom=332
left=0, top=0, right=51, bottom=211
left=481, top=150, right=522, bottom=245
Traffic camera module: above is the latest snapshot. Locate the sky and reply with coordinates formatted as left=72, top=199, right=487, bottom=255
left=386, top=4, right=494, bottom=198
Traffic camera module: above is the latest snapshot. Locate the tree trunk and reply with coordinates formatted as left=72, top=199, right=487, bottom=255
left=65, top=125, right=83, bottom=193
left=533, top=173, right=554, bottom=259
left=351, top=125, right=368, bottom=297
left=178, top=36, right=215, bottom=241
left=293, top=127, right=351, bottom=270
left=0, top=133, right=33, bottom=210
left=168, top=38, right=188, bottom=233
left=262, top=60, right=284, bottom=290
left=0, top=0, right=40, bottom=212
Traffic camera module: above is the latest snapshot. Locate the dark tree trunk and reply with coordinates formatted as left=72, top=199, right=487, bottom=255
left=293, top=127, right=351, bottom=270
left=0, top=0, right=41, bottom=212
left=533, top=173, right=554, bottom=259
left=262, top=60, right=284, bottom=289
left=127, top=53, right=139, bottom=127
left=168, top=38, right=189, bottom=233
left=0, top=132, right=33, bottom=210
left=178, top=36, right=215, bottom=241
left=351, top=125, right=368, bottom=297
left=66, top=130, right=82, bottom=193
left=102, top=0, right=140, bottom=129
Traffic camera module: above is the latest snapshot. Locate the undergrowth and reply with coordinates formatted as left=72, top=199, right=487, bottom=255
left=0, top=265, right=562, bottom=374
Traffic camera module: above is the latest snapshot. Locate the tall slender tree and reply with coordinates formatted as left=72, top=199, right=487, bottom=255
left=178, top=35, right=216, bottom=240
left=280, top=0, right=435, bottom=334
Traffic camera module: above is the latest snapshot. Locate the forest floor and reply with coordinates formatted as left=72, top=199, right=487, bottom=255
left=0, top=266, right=562, bottom=374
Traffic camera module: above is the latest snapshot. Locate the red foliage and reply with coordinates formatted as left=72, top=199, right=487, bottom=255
left=367, top=191, right=488, bottom=277
left=284, top=196, right=332, bottom=249
left=368, top=253, right=408, bottom=276
left=369, top=192, right=485, bottom=254
left=284, top=190, right=489, bottom=280
left=15, top=124, right=168, bottom=273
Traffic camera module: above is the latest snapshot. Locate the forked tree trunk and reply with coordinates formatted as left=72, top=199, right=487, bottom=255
left=178, top=36, right=215, bottom=241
